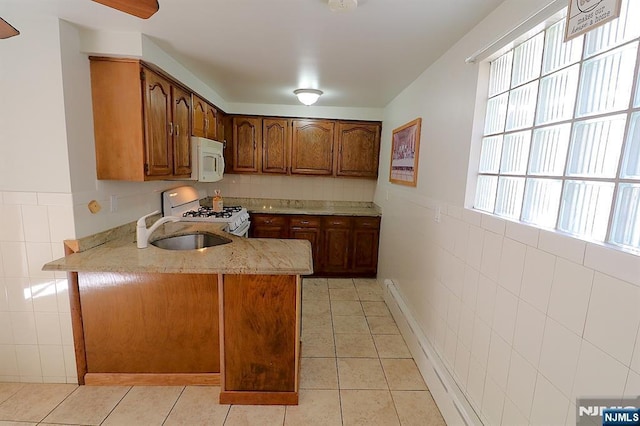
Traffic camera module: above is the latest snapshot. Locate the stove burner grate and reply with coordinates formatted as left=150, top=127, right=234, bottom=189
left=182, top=205, right=242, bottom=219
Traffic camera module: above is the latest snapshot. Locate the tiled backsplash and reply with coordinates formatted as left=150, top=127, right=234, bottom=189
left=209, top=174, right=377, bottom=202
left=0, top=191, right=77, bottom=383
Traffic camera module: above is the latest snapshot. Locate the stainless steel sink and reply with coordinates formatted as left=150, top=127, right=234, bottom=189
left=150, top=233, right=232, bottom=250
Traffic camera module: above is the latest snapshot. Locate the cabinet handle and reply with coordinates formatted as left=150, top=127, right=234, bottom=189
left=265, top=220, right=272, bottom=224
left=169, top=122, right=173, bottom=135
left=300, top=220, right=309, bottom=224
left=175, top=124, right=179, bottom=136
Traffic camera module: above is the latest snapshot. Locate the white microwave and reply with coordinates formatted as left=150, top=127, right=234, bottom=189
left=191, top=136, right=225, bottom=182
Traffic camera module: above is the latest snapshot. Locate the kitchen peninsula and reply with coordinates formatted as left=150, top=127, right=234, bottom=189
left=43, top=220, right=313, bottom=405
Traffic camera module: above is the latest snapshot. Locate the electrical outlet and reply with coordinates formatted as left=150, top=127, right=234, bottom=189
left=435, top=206, right=441, bottom=223
left=110, top=195, right=118, bottom=212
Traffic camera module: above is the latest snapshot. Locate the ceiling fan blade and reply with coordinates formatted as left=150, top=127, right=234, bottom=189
left=92, top=0, right=159, bottom=19
left=0, top=17, right=20, bottom=39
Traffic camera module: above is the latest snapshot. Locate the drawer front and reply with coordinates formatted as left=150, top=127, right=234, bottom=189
left=251, top=214, right=287, bottom=227
left=322, top=217, right=351, bottom=228
left=353, top=217, right=381, bottom=229
left=290, top=216, right=321, bottom=228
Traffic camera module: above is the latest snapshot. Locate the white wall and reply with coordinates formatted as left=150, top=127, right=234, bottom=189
left=0, top=15, right=70, bottom=194
left=376, top=0, right=640, bottom=425
left=0, top=16, right=77, bottom=383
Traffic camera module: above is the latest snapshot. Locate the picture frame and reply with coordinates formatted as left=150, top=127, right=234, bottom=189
left=389, top=118, right=422, bottom=187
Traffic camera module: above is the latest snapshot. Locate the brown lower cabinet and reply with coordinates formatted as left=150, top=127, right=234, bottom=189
left=71, top=271, right=301, bottom=405
left=249, top=213, right=380, bottom=277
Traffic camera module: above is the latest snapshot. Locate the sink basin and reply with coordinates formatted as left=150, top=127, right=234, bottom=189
left=150, top=233, right=232, bottom=250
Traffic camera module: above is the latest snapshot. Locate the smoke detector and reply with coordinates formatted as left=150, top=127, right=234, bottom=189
left=328, top=0, right=358, bottom=12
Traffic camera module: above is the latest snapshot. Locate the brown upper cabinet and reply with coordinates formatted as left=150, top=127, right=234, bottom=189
left=89, top=57, right=193, bottom=181
left=291, top=119, right=335, bottom=175
left=230, top=117, right=291, bottom=175
left=192, top=94, right=219, bottom=140
left=336, top=122, right=381, bottom=178
left=262, top=118, right=291, bottom=174
left=232, top=116, right=262, bottom=173
left=228, top=116, right=381, bottom=178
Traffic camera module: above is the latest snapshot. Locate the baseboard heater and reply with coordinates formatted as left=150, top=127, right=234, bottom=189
left=383, top=279, right=483, bottom=426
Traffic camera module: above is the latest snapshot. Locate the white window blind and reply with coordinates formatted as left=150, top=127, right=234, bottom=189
left=475, top=0, right=640, bottom=253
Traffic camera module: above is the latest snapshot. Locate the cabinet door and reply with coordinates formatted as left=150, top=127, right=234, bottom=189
left=232, top=116, right=261, bottom=172
left=221, top=274, right=297, bottom=393
left=172, top=85, right=192, bottom=177
left=79, top=272, right=219, bottom=374
left=289, top=217, right=321, bottom=272
left=143, top=70, right=173, bottom=177
left=351, top=217, right=380, bottom=274
left=321, top=217, right=352, bottom=273
left=336, top=122, right=381, bottom=178
left=191, top=94, right=207, bottom=137
left=291, top=120, right=335, bottom=175
left=262, top=118, right=290, bottom=174
left=205, top=104, right=218, bottom=140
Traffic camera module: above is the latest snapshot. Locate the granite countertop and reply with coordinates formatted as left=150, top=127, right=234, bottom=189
left=43, top=221, right=313, bottom=275
left=220, top=198, right=382, bottom=217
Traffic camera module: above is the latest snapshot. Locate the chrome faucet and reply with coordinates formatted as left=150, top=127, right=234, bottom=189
left=136, top=211, right=180, bottom=249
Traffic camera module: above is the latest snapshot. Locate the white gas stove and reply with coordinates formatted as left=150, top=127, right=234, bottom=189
left=162, top=186, right=250, bottom=237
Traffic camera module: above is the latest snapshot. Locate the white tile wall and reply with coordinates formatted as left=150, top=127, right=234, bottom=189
left=466, top=356, right=486, bottom=410
left=583, top=273, right=640, bottom=366
left=505, top=221, right=539, bottom=247
left=625, top=369, right=640, bottom=397
left=480, top=231, right=503, bottom=282
left=486, top=332, right=511, bottom=390
left=482, top=375, right=506, bottom=426
left=530, top=374, right=570, bottom=425
left=454, top=341, right=471, bottom=382
left=471, top=316, right=492, bottom=368
left=520, top=247, right=556, bottom=313
left=501, top=397, right=529, bottom=426
left=476, top=275, right=497, bottom=326
left=513, top=300, right=546, bottom=367
left=0, top=191, right=76, bottom=384
left=506, top=350, right=536, bottom=419
left=491, top=287, right=518, bottom=345
left=538, top=230, right=586, bottom=264
left=462, top=266, right=479, bottom=311
left=572, top=339, right=628, bottom=400
left=538, top=317, right=581, bottom=397
left=378, top=199, right=640, bottom=426
left=547, top=258, right=594, bottom=336
left=497, top=237, right=526, bottom=296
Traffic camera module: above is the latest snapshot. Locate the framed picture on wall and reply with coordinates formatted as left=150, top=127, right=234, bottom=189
left=389, top=118, right=422, bottom=187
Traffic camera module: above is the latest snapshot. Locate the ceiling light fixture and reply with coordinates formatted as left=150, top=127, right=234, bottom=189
left=294, top=89, right=323, bottom=106
left=328, top=0, right=357, bottom=12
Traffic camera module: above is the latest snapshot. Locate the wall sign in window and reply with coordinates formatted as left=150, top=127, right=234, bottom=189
left=565, top=0, right=622, bottom=41
left=474, top=0, right=640, bottom=253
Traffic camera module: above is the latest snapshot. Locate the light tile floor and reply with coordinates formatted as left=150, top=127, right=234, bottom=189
left=0, top=278, right=445, bottom=425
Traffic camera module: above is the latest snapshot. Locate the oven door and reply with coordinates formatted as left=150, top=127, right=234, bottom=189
left=227, top=220, right=250, bottom=238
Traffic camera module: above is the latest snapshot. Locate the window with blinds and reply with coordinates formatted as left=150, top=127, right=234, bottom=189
left=475, top=0, right=640, bottom=253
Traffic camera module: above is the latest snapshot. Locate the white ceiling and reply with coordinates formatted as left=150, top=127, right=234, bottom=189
left=2, top=0, right=505, bottom=108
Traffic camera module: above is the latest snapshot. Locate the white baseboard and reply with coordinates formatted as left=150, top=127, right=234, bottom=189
left=383, top=279, right=483, bottom=426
